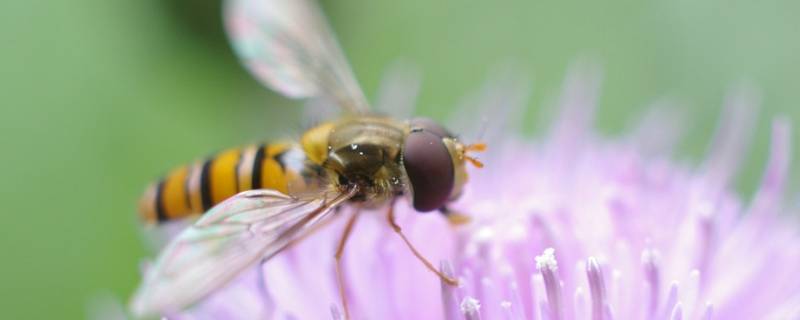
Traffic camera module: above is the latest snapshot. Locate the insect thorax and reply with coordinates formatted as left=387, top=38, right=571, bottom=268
left=301, top=116, right=409, bottom=206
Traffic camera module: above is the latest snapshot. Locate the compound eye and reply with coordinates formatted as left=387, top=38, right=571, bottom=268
left=402, top=130, right=455, bottom=212
left=410, top=117, right=452, bottom=138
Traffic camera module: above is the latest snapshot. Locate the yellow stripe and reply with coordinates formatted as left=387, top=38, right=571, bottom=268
left=162, top=166, right=190, bottom=219
left=210, top=149, right=241, bottom=205
left=300, top=122, right=334, bottom=165
left=267, top=143, right=290, bottom=157
left=264, top=143, right=291, bottom=193
left=261, top=158, right=288, bottom=194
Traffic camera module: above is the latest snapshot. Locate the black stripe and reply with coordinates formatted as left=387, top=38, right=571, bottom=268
left=199, top=158, right=213, bottom=211
left=251, top=144, right=267, bottom=189
left=154, top=179, right=168, bottom=222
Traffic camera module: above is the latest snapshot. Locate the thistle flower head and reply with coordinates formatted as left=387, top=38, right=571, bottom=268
left=138, top=67, right=800, bottom=320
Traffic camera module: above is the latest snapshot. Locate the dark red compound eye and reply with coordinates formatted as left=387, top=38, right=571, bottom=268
left=402, top=130, right=455, bottom=212
left=409, top=117, right=452, bottom=138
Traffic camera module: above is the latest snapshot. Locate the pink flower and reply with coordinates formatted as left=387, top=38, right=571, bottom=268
left=141, top=66, right=800, bottom=319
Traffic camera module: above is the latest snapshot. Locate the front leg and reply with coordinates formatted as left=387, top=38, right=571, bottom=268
left=334, top=208, right=360, bottom=320
left=386, top=200, right=459, bottom=286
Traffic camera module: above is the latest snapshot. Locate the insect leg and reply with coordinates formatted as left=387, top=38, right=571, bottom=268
left=335, top=208, right=361, bottom=320
left=386, top=202, right=459, bottom=286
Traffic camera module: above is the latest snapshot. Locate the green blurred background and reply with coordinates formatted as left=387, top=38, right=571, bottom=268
left=1, top=0, right=798, bottom=318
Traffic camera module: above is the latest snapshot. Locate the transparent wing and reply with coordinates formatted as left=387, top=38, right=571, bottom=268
left=130, top=188, right=355, bottom=316
left=375, top=60, right=422, bottom=119
left=225, top=0, right=369, bottom=113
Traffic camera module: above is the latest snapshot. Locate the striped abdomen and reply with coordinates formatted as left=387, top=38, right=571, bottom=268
left=139, top=142, right=315, bottom=224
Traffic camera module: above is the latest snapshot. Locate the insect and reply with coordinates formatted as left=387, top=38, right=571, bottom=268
left=130, top=0, right=486, bottom=317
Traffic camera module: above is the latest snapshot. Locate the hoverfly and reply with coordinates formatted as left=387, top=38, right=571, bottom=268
left=130, top=0, right=486, bottom=317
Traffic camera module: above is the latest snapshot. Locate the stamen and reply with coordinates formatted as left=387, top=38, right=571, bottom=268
left=604, top=303, right=616, bottom=320
left=702, top=302, right=714, bottom=320
left=697, top=214, right=715, bottom=275
left=586, top=257, right=607, bottom=320
left=508, top=282, right=526, bottom=320
left=685, top=270, right=700, bottom=315
left=609, top=269, right=622, bottom=313
left=540, top=301, right=552, bottom=320
left=461, top=296, right=483, bottom=320
left=574, top=286, right=587, bottom=320
left=663, top=282, right=679, bottom=319
left=531, top=274, right=545, bottom=319
left=440, top=261, right=459, bottom=320
left=330, top=305, right=344, bottom=320
left=535, top=248, right=559, bottom=272
left=536, top=248, right=563, bottom=320
left=500, top=301, right=518, bottom=320
left=750, top=118, right=791, bottom=216
left=641, top=249, right=660, bottom=317
left=480, top=277, right=498, bottom=317
left=670, top=303, right=683, bottom=320
left=701, top=85, right=759, bottom=187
